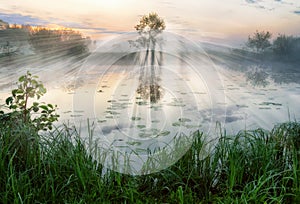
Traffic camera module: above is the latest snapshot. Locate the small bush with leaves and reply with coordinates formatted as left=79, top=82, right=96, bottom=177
left=1, top=71, right=59, bottom=131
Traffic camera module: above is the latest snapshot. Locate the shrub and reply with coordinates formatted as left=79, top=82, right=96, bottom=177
left=0, top=71, right=59, bottom=131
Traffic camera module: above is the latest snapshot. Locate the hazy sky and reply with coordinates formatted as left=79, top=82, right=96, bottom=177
left=0, top=0, right=300, bottom=46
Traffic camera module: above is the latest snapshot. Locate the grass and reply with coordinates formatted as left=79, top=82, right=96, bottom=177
left=0, top=119, right=300, bottom=203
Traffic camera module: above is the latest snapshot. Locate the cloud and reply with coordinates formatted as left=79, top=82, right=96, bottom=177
left=245, top=0, right=260, bottom=3
left=245, top=0, right=284, bottom=3
left=294, top=10, right=300, bottom=15
left=0, top=13, right=49, bottom=25
left=0, top=12, right=103, bottom=30
left=0, top=12, right=127, bottom=39
left=243, top=0, right=294, bottom=10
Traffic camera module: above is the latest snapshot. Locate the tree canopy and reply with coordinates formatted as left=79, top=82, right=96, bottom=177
left=247, top=30, right=272, bottom=53
left=134, top=13, right=166, bottom=34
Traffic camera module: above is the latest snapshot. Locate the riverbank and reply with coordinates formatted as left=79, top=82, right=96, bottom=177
left=1, top=120, right=299, bottom=203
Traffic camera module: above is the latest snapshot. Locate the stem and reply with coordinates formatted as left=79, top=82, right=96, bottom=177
left=23, top=82, right=29, bottom=123
left=24, top=94, right=28, bottom=123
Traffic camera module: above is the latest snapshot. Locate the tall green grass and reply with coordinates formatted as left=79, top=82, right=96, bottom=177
left=1, top=121, right=299, bottom=203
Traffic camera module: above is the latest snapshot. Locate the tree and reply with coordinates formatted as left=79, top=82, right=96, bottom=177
left=247, top=30, right=272, bottom=53
left=273, top=34, right=294, bottom=56
left=135, top=12, right=165, bottom=35
left=0, top=19, right=9, bottom=29
left=134, top=13, right=166, bottom=103
left=29, top=28, right=90, bottom=57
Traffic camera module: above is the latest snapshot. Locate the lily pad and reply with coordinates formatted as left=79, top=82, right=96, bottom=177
left=70, top=114, right=83, bottom=117
left=259, top=102, right=282, bottom=106
left=106, top=110, right=120, bottom=115
left=178, top=118, right=191, bottom=122
left=137, top=125, right=146, bottom=129
left=107, top=100, right=117, bottom=103
left=74, top=110, right=84, bottom=113
left=139, top=132, right=153, bottom=138
left=258, top=107, right=272, bottom=110
left=158, top=131, right=170, bottom=136
left=136, top=101, right=148, bottom=106
left=172, top=122, right=181, bottom=127
left=126, top=141, right=142, bottom=146
left=131, top=116, right=142, bottom=121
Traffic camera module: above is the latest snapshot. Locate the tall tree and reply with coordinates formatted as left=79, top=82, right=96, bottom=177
left=134, top=13, right=165, bottom=103
left=134, top=13, right=165, bottom=50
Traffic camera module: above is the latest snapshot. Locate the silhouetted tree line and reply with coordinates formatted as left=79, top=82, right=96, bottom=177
left=29, top=28, right=91, bottom=57
left=246, top=30, right=300, bottom=61
left=0, top=19, right=91, bottom=57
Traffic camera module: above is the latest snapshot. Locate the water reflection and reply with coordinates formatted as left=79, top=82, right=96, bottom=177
left=136, top=51, right=164, bottom=103
left=129, top=28, right=165, bottom=104
left=245, top=65, right=270, bottom=87
left=66, top=31, right=227, bottom=175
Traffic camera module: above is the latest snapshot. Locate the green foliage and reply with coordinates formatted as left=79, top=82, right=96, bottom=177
left=1, top=71, right=59, bottom=131
left=0, top=122, right=299, bottom=203
left=247, top=30, right=272, bottom=53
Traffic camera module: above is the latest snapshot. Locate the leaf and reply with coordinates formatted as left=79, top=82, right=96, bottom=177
left=10, top=105, right=17, bottom=109
left=19, top=101, right=25, bottom=106
left=39, top=105, right=48, bottom=111
left=12, top=89, right=18, bottom=97
left=33, top=106, right=39, bottom=112
left=26, top=87, right=34, bottom=93
left=16, top=89, right=24, bottom=94
left=28, top=93, right=35, bottom=98
left=31, top=79, right=38, bottom=85
left=17, top=95, right=24, bottom=100
left=47, top=104, right=53, bottom=109
left=39, top=86, right=46, bottom=94
left=19, top=75, right=25, bottom=82
left=5, top=97, right=13, bottom=105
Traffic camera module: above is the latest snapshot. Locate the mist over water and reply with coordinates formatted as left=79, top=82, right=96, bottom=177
left=1, top=31, right=300, bottom=174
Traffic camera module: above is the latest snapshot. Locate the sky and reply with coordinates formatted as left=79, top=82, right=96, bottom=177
left=0, top=0, right=300, bottom=46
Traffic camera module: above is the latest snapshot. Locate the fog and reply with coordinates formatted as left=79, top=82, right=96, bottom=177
left=1, top=31, right=300, bottom=174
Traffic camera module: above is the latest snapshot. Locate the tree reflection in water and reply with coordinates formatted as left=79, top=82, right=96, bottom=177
left=130, top=13, right=166, bottom=104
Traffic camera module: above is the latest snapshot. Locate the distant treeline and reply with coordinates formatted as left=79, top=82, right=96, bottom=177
left=0, top=19, right=91, bottom=57
left=246, top=30, right=300, bottom=61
